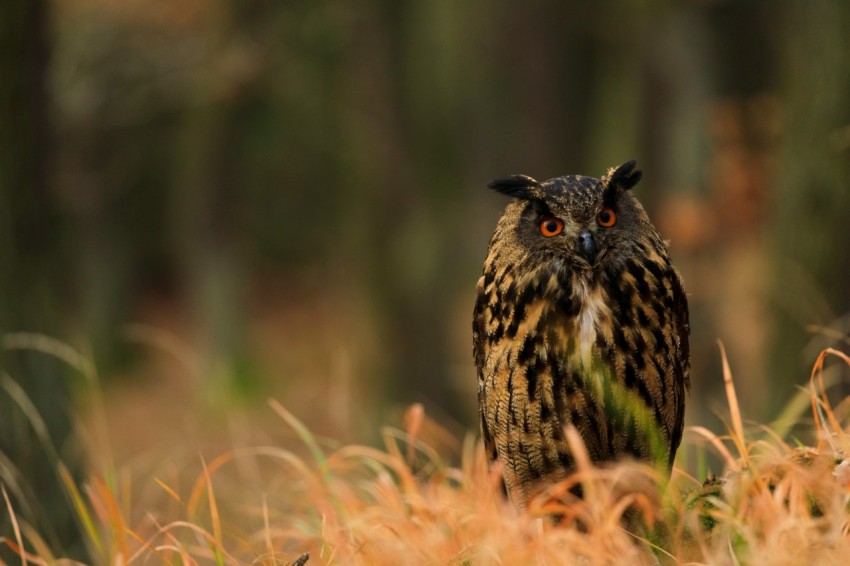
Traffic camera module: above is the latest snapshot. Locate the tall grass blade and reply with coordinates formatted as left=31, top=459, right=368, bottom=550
left=2, top=485, right=26, bottom=566
left=718, top=341, right=745, bottom=446
left=200, top=458, right=225, bottom=566
left=58, top=464, right=103, bottom=555
left=268, top=399, right=328, bottom=477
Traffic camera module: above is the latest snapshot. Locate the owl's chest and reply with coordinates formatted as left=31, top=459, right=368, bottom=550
left=571, top=278, right=611, bottom=368
left=483, top=275, right=615, bottom=371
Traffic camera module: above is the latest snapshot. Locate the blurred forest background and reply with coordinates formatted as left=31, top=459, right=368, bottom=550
left=2, top=0, right=850, bottom=559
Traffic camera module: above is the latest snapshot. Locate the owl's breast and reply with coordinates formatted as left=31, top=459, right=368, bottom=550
left=571, top=277, right=612, bottom=370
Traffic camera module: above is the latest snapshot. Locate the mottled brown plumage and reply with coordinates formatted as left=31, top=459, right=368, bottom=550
left=473, top=161, right=689, bottom=506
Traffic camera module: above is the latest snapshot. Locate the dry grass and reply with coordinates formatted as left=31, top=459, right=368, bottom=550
left=3, top=337, right=850, bottom=565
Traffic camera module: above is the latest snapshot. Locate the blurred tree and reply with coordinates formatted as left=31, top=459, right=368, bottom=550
left=360, top=0, right=475, bottom=421
left=52, top=7, right=184, bottom=371
left=769, top=2, right=850, bottom=410
left=680, top=1, right=780, bottom=423
left=0, top=0, right=84, bottom=559
left=171, top=1, right=264, bottom=399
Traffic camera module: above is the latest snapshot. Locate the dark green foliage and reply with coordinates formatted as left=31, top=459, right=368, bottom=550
left=685, top=474, right=723, bottom=532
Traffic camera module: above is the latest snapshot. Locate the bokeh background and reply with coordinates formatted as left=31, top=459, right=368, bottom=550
left=2, top=0, right=850, bottom=559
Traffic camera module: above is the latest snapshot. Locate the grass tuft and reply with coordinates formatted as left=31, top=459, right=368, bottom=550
left=3, top=345, right=850, bottom=564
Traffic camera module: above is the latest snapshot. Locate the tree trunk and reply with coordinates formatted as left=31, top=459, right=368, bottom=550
left=0, top=0, right=85, bottom=559
left=769, top=3, right=850, bottom=412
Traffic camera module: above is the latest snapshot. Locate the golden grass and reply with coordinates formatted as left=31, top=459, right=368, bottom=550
left=2, top=338, right=850, bottom=565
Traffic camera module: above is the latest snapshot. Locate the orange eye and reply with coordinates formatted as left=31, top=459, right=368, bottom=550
left=539, top=217, right=564, bottom=237
left=596, top=207, right=617, bottom=227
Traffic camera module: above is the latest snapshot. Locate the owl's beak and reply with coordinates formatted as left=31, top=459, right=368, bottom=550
left=577, top=229, right=597, bottom=263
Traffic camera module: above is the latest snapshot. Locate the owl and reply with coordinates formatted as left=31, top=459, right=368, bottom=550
left=473, top=161, right=689, bottom=507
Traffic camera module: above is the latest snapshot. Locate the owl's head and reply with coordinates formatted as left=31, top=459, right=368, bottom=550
left=487, top=161, right=654, bottom=271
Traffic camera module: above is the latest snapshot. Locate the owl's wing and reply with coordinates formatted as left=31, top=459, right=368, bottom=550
left=473, top=347, right=498, bottom=464
left=671, top=269, right=690, bottom=391
left=473, top=278, right=499, bottom=464
left=668, top=268, right=691, bottom=461
left=478, top=389, right=498, bottom=463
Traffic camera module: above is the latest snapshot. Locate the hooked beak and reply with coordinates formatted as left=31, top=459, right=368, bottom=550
left=577, top=229, right=597, bottom=263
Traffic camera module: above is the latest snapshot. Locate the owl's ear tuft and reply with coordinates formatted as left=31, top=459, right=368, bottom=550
left=488, top=175, right=541, bottom=199
left=604, top=160, right=642, bottom=191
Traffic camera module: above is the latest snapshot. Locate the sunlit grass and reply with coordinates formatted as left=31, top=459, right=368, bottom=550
left=2, top=335, right=850, bottom=564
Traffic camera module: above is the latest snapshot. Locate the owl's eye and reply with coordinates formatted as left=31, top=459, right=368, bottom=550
left=538, top=217, right=565, bottom=237
left=596, top=207, right=617, bottom=227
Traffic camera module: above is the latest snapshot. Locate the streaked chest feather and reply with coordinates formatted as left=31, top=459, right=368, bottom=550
left=574, top=277, right=609, bottom=370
